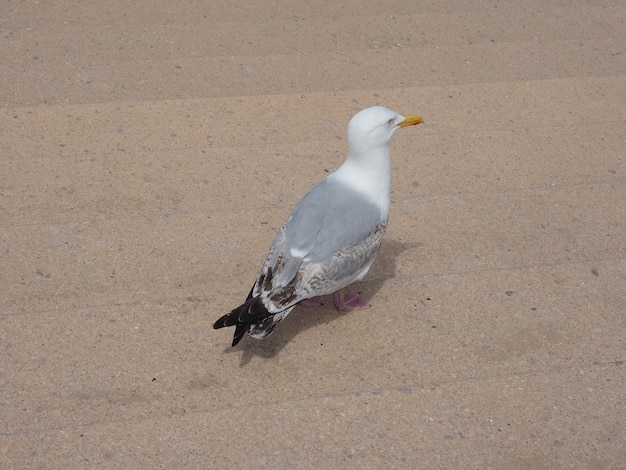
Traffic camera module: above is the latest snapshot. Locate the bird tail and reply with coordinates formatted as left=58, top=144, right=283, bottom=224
left=213, top=289, right=286, bottom=346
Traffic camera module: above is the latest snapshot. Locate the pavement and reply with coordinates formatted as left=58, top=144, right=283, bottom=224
left=1, top=1, right=625, bottom=468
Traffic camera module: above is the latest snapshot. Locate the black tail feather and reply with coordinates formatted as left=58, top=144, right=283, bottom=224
left=213, top=292, right=274, bottom=346
left=231, top=323, right=248, bottom=347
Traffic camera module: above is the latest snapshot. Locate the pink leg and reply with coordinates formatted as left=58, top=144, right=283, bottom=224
left=300, top=296, right=323, bottom=307
left=333, top=289, right=371, bottom=311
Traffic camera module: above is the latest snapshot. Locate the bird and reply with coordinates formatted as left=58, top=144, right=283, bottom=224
left=213, top=106, right=423, bottom=346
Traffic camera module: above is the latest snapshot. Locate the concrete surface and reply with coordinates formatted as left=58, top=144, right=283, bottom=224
left=1, top=1, right=625, bottom=468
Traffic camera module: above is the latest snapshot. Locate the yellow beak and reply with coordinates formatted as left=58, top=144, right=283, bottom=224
left=397, top=114, right=424, bottom=127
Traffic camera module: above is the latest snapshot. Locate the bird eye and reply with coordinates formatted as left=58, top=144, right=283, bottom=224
left=387, top=118, right=395, bottom=125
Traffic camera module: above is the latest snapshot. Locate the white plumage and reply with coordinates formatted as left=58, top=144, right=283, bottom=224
left=214, top=106, right=423, bottom=346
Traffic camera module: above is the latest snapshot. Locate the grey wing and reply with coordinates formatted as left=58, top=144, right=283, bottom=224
left=253, top=178, right=386, bottom=311
left=296, top=220, right=387, bottom=298
left=286, top=178, right=384, bottom=262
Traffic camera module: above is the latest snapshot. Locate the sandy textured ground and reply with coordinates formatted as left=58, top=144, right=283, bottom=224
left=1, top=1, right=625, bottom=468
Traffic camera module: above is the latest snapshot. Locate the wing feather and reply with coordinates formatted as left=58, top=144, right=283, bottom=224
left=252, top=176, right=386, bottom=312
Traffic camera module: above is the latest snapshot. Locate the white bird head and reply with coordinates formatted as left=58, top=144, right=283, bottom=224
left=347, top=106, right=423, bottom=155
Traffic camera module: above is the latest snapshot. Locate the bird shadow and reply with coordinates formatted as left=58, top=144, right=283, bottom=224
left=220, top=239, right=421, bottom=366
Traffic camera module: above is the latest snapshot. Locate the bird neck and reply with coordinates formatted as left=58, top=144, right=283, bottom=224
left=333, top=147, right=391, bottom=213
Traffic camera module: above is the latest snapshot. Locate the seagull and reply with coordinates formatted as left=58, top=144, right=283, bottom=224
left=213, top=106, right=423, bottom=346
